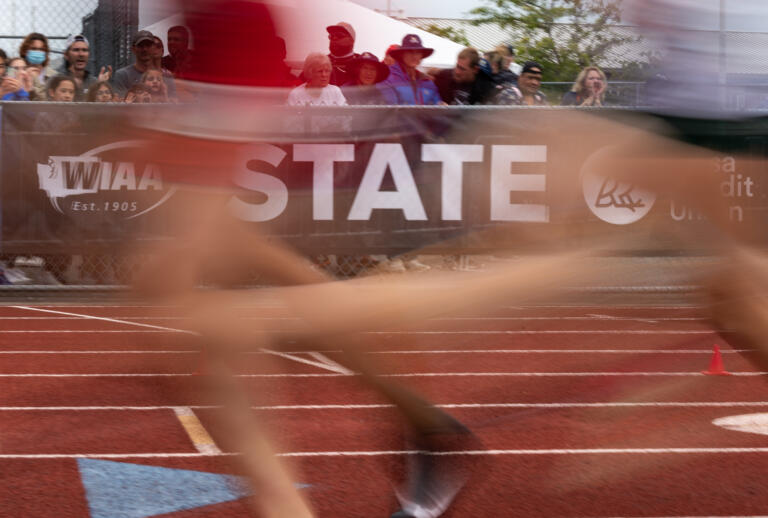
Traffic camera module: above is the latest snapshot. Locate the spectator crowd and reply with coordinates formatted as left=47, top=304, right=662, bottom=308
left=0, top=22, right=614, bottom=283
left=0, top=22, right=612, bottom=108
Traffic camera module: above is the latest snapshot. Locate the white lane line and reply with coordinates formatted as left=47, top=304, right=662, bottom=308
left=2, top=447, right=767, bottom=459
left=277, top=447, right=768, bottom=457
left=0, top=329, right=718, bottom=335
left=0, top=349, right=755, bottom=360
left=0, top=316, right=709, bottom=322
left=380, top=372, right=768, bottom=378
left=370, top=330, right=716, bottom=335
left=172, top=406, right=222, bottom=455
left=368, top=349, right=752, bottom=355
left=307, top=352, right=355, bottom=374
left=11, top=306, right=196, bottom=334
left=501, top=305, right=707, bottom=310
left=0, top=304, right=707, bottom=310
left=2, top=401, right=768, bottom=411
left=0, top=349, right=752, bottom=355
left=260, top=349, right=352, bottom=375
left=0, top=330, right=174, bottom=333
left=0, top=350, right=199, bottom=354
left=0, top=371, right=766, bottom=378
left=7, top=307, right=341, bottom=376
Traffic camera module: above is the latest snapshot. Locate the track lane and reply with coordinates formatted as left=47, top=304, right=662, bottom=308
left=2, top=406, right=767, bottom=455
left=2, top=453, right=767, bottom=517
left=2, top=303, right=766, bottom=518
left=0, top=373, right=765, bottom=407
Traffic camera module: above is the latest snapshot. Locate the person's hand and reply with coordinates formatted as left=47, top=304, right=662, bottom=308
left=26, top=65, right=41, bottom=83
left=98, top=65, right=113, bottom=82
left=18, top=69, right=33, bottom=92
left=593, top=80, right=605, bottom=97
left=1, top=77, right=22, bottom=96
left=124, top=91, right=137, bottom=103
left=158, top=79, right=170, bottom=102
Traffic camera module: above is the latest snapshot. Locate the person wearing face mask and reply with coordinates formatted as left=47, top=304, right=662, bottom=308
left=325, top=22, right=360, bottom=86
left=19, top=32, right=56, bottom=100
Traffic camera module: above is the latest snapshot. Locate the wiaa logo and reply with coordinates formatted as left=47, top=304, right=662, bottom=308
left=36, top=140, right=176, bottom=219
left=580, top=147, right=656, bottom=225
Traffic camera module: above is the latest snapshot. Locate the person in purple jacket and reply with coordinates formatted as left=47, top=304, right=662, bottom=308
left=381, top=34, right=442, bottom=105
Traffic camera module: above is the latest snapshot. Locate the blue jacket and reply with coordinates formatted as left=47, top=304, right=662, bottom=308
left=2, top=88, right=30, bottom=101
left=380, top=62, right=441, bottom=106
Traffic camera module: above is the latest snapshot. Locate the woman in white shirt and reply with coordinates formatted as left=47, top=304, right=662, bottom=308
left=286, top=53, right=349, bottom=135
left=287, top=53, right=347, bottom=106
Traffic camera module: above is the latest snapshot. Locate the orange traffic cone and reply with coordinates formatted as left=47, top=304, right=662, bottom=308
left=702, top=345, right=731, bottom=376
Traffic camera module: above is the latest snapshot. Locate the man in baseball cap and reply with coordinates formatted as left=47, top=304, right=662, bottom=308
left=325, top=21, right=360, bottom=86
left=112, top=29, right=176, bottom=98
left=55, top=34, right=113, bottom=101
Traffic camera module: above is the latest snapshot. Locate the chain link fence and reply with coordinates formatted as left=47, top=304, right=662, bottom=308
left=0, top=0, right=136, bottom=71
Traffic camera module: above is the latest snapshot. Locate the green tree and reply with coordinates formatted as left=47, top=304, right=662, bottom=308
left=424, top=24, right=470, bottom=47
left=470, top=0, right=638, bottom=82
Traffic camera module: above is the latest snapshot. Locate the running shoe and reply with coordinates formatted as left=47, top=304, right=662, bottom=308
left=390, top=425, right=481, bottom=518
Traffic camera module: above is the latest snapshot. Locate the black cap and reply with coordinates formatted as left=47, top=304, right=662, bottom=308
left=132, top=30, right=155, bottom=46
left=521, top=61, right=543, bottom=75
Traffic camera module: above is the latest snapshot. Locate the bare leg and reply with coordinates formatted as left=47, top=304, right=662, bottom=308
left=200, top=332, right=314, bottom=518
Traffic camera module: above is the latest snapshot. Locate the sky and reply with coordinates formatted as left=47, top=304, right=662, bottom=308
left=351, top=0, right=768, bottom=31
left=2, top=0, right=768, bottom=53
left=350, top=0, right=482, bottom=19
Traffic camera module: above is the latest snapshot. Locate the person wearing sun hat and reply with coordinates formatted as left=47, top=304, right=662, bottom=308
left=341, top=51, right=392, bottom=105
left=380, top=33, right=441, bottom=105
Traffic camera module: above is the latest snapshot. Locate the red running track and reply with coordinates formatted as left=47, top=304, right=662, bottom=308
left=0, top=304, right=767, bottom=517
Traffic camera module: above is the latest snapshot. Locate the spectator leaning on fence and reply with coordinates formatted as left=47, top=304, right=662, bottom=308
left=56, top=34, right=113, bottom=101
left=326, top=22, right=360, bottom=86
left=561, top=66, right=608, bottom=107
left=341, top=52, right=391, bottom=105
left=287, top=53, right=347, bottom=106
left=380, top=34, right=442, bottom=105
left=434, top=47, right=501, bottom=105
left=86, top=80, right=115, bottom=103
left=124, top=83, right=152, bottom=104
left=19, top=32, right=56, bottom=100
left=1, top=57, right=33, bottom=101
left=33, top=76, right=79, bottom=136
left=112, top=31, right=177, bottom=99
left=497, top=61, right=548, bottom=106
left=142, top=68, right=172, bottom=103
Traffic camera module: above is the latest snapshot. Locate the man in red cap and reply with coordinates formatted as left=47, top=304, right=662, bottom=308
left=326, top=21, right=361, bottom=86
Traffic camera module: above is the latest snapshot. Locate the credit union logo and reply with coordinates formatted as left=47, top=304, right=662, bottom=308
left=580, top=148, right=655, bottom=225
